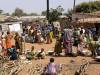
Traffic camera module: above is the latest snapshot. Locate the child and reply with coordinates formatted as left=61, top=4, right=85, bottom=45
left=26, top=46, right=35, bottom=60
left=37, top=48, right=45, bottom=59
left=43, top=58, right=58, bottom=75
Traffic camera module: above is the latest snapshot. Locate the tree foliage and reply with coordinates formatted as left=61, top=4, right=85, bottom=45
left=65, top=1, right=100, bottom=21
left=41, top=11, right=47, bottom=16
left=0, top=10, right=3, bottom=14
left=49, top=8, right=62, bottom=22
left=28, top=13, right=38, bottom=16
left=12, top=8, right=39, bottom=17
left=41, top=6, right=64, bottom=22
left=12, top=8, right=24, bottom=17
left=75, top=1, right=100, bottom=13
left=49, top=6, right=64, bottom=22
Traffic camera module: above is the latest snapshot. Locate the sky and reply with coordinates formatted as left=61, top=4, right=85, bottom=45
left=0, top=0, right=95, bottom=14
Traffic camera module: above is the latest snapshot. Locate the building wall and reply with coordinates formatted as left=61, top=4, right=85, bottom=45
left=0, top=21, right=23, bottom=35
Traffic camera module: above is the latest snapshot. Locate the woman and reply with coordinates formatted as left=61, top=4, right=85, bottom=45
left=1, top=32, right=6, bottom=49
left=46, top=32, right=51, bottom=44
left=0, top=37, right=2, bottom=52
left=63, top=28, right=73, bottom=55
left=14, top=32, right=22, bottom=53
left=78, top=30, right=85, bottom=52
left=54, top=37, right=62, bottom=56
left=73, top=28, right=79, bottom=47
left=5, top=31, right=13, bottom=49
left=49, top=31, right=53, bottom=43
left=37, top=30, right=42, bottom=43
left=9, top=45, right=18, bottom=60
left=85, top=31, right=92, bottom=49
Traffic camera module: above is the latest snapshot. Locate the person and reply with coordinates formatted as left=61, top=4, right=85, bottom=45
left=0, top=37, right=2, bottom=52
left=42, top=58, right=58, bottom=75
left=37, top=30, right=42, bottom=43
left=85, top=31, right=92, bottom=49
left=73, top=28, right=80, bottom=47
left=37, top=48, right=45, bottom=59
left=46, top=29, right=51, bottom=44
left=26, top=46, right=36, bottom=60
left=5, top=31, right=13, bottom=49
left=48, top=24, right=54, bottom=43
left=8, top=45, right=18, bottom=60
left=78, top=30, right=85, bottom=53
left=63, top=28, right=73, bottom=55
left=49, top=31, right=53, bottom=43
left=14, top=32, right=22, bottom=54
left=1, top=32, right=6, bottom=49
left=81, top=26, right=85, bottom=34
left=54, top=37, right=62, bottom=56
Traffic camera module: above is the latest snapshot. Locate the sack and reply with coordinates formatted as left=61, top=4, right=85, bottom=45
left=72, top=47, right=78, bottom=57
left=41, top=37, right=44, bottom=42
left=72, top=52, right=78, bottom=57
left=81, top=50, right=92, bottom=56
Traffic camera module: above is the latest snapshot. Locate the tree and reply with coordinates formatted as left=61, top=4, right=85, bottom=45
left=28, top=13, right=38, bottom=16
left=49, top=6, right=64, bottom=22
left=65, top=9, right=73, bottom=16
left=12, top=8, right=24, bottom=17
left=5, top=13, right=10, bottom=16
left=75, top=1, right=100, bottom=13
left=56, top=5, right=64, bottom=13
left=64, top=1, right=100, bottom=21
left=0, top=10, right=3, bottom=14
left=49, top=9, right=62, bottom=22
left=41, top=6, right=64, bottom=22
left=41, top=11, right=47, bottom=16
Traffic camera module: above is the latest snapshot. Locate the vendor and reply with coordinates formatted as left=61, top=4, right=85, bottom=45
left=8, top=45, right=18, bottom=60
left=26, top=46, right=36, bottom=60
left=37, top=48, right=45, bottom=59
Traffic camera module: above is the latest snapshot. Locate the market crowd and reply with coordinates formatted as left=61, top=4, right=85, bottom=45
left=0, top=22, right=100, bottom=60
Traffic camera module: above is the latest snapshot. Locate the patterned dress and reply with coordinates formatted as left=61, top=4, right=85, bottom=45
left=63, top=29, right=73, bottom=54
left=5, top=34, right=13, bottom=49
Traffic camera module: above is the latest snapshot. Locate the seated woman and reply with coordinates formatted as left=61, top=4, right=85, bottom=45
left=8, top=45, right=18, bottom=60
left=26, top=46, right=36, bottom=60
left=36, top=48, right=46, bottom=59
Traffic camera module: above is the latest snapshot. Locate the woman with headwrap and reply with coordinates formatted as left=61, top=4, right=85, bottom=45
left=63, top=28, right=73, bottom=55
left=54, top=37, right=62, bottom=56
left=5, top=31, right=13, bottom=49
left=14, top=32, right=22, bottom=53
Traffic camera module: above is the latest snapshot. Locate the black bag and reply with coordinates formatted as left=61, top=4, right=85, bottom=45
left=96, top=45, right=100, bottom=55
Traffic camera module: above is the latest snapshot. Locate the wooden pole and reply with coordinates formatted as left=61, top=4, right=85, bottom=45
left=47, top=0, right=49, bottom=22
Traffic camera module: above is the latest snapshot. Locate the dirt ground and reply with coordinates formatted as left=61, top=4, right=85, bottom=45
left=17, top=39, right=100, bottom=75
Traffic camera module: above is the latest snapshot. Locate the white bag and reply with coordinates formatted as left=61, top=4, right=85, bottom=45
left=41, top=37, right=44, bottom=42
